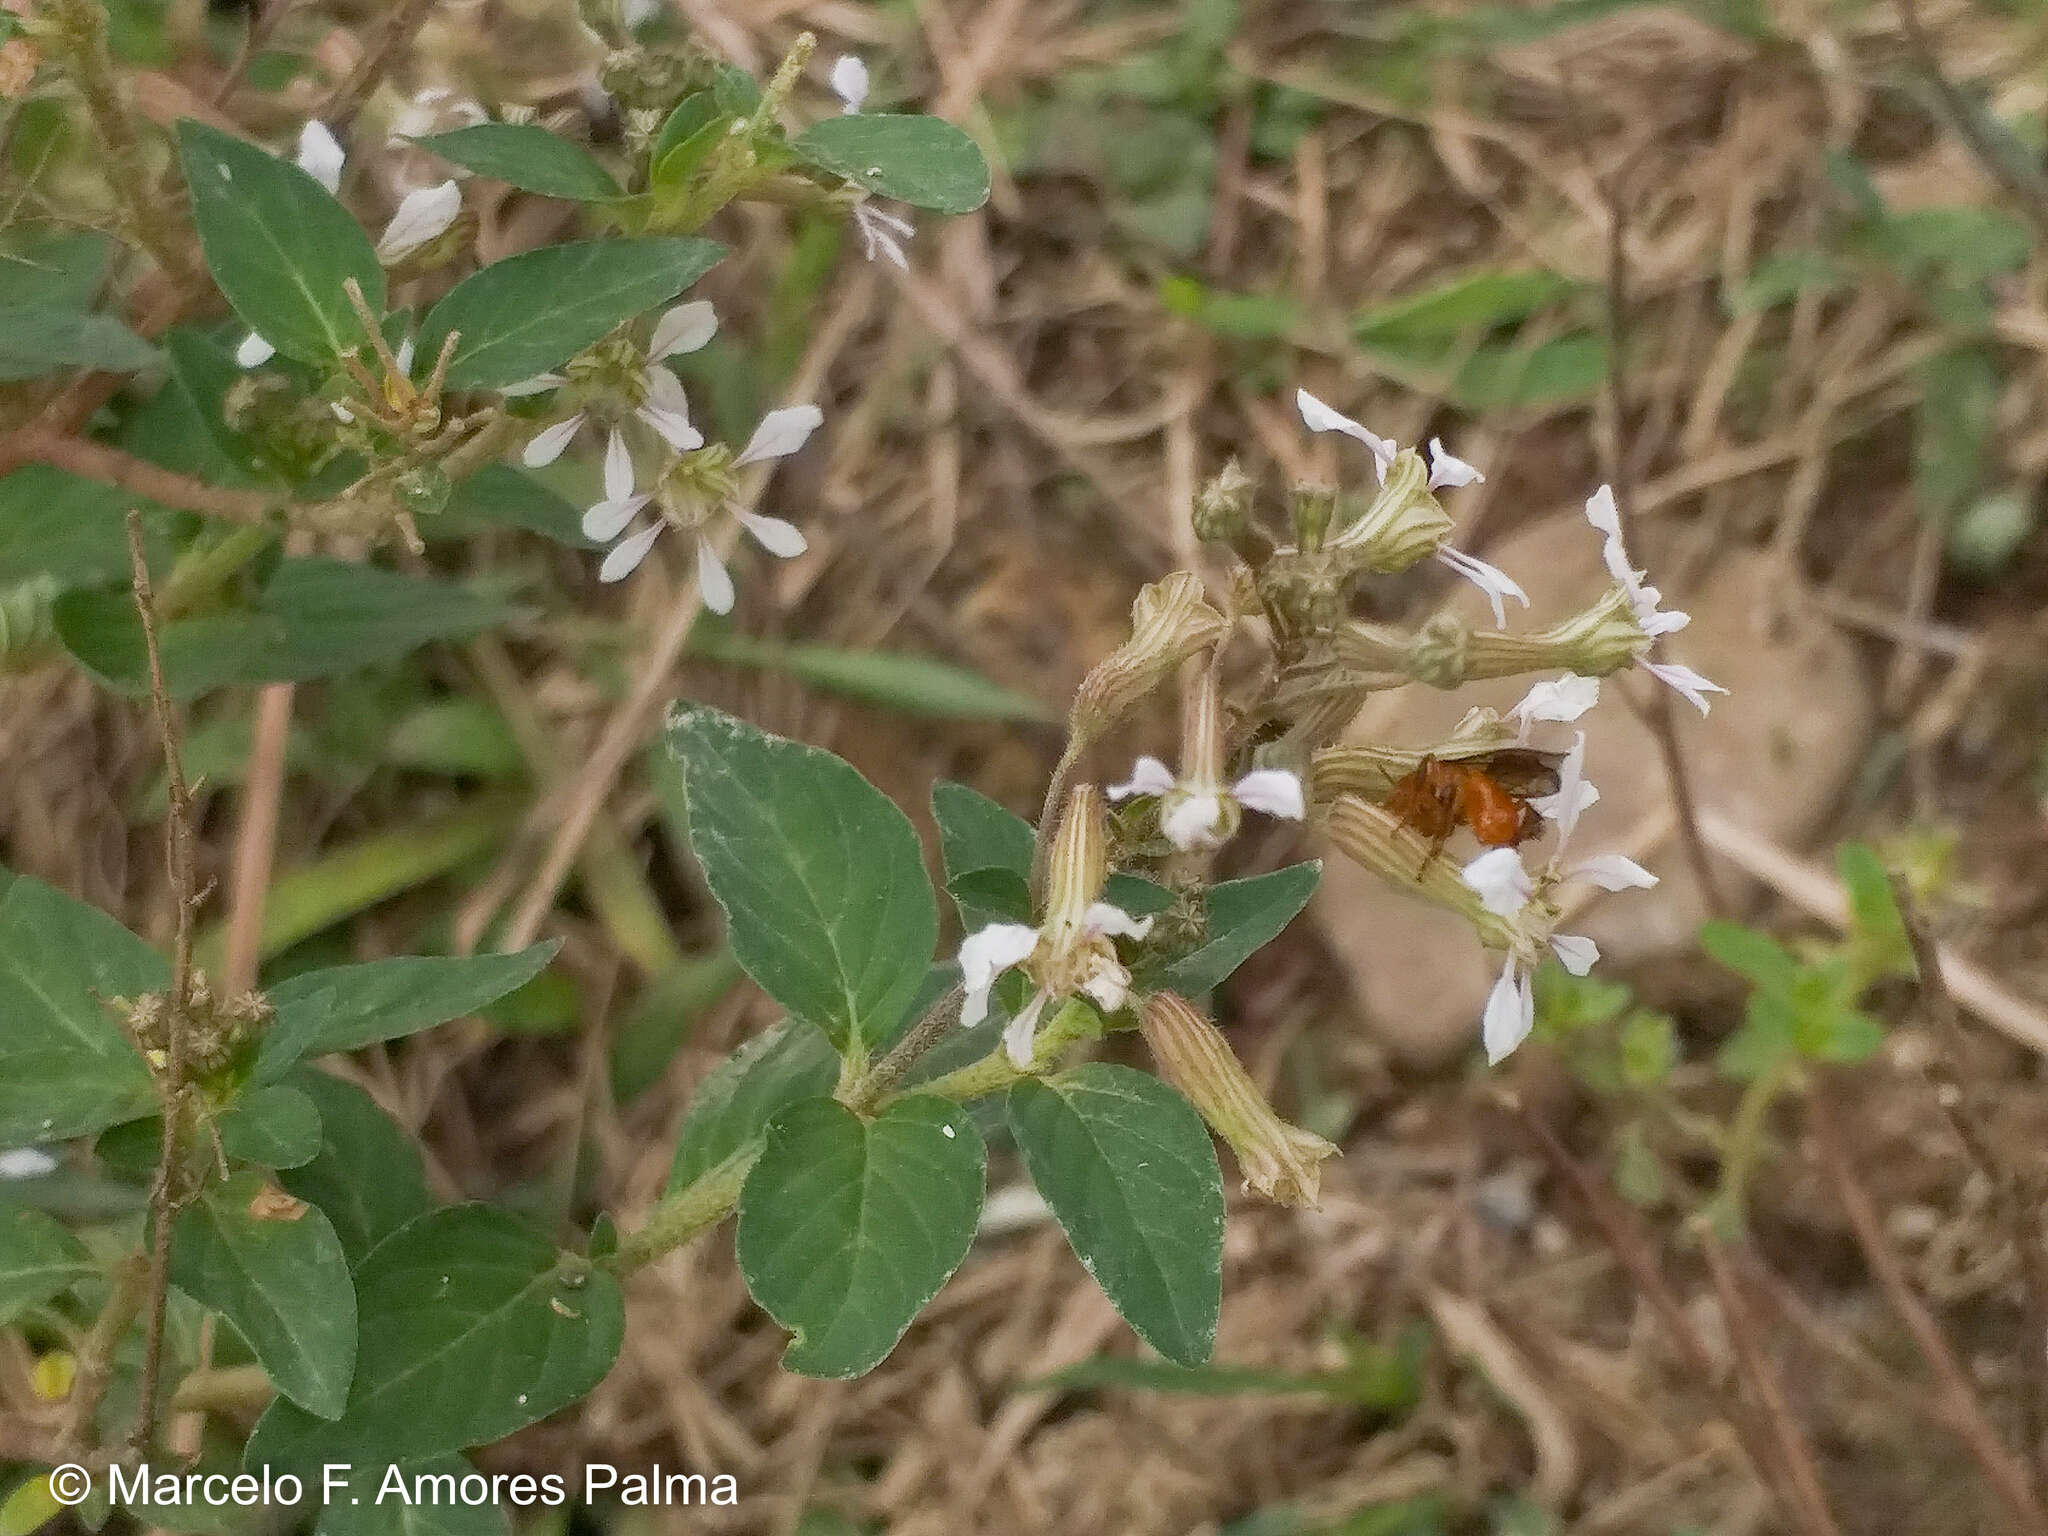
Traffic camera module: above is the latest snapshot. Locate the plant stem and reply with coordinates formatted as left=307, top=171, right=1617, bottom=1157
left=605, top=1145, right=759, bottom=1276
left=840, top=985, right=965, bottom=1117
left=61, top=1254, right=147, bottom=1450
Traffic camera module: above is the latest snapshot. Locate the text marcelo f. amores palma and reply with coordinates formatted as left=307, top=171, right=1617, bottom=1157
left=105, top=1462, right=740, bottom=1509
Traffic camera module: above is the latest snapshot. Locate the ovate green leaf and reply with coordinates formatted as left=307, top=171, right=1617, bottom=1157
left=667, top=1020, right=839, bottom=1190
left=791, top=115, right=991, bottom=213
left=218, top=1085, right=323, bottom=1169
left=413, top=124, right=620, bottom=201
left=277, top=1071, right=432, bottom=1263
left=1155, top=862, right=1320, bottom=995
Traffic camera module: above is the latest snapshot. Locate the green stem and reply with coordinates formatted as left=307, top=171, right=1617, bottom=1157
left=605, top=1144, right=759, bottom=1275
left=1711, top=1064, right=1792, bottom=1234
left=160, top=524, right=272, bottom=619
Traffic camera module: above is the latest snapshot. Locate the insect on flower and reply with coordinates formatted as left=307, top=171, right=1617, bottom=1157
left=1384, top=747, right=1564, bottom=869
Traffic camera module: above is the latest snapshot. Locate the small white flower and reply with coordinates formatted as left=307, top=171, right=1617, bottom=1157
left=853, top=202, right=915, bottom=270
left=513, top=301, right=718, bottom=462
left=1463, top=847, right=1535, bottom=918
left=958, top=899, right=1154, bottom=1069
left=1427, top=438, right=1483, bottom=491
left=831, top=55, right=870, bottom=114
left=1483, top=954, right=1536, bottom=1063
left=298, top=120, right=345, bottom=193
left=1296, top=388, right=1397, bottom=482
left=1584, top=485, right=1729, bottom=716
left=1510, top=674, right=1600, bottom=737
left=1107, top=758, right=1305, bottom=852
left=580, top=428, right=649, bottom=540
left=376, top=179, right=461, bottom=261
left=1436, top=545, right=1528, bottom=629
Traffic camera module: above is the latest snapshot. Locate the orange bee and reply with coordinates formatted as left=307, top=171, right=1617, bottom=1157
left=1383, top=749, right=1564, bottom=866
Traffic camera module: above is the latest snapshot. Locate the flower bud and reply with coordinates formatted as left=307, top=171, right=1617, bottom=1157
left=1403, top=613, right=1470, bottom=689
left=1322, top=796, right=1513, bottom=944
left=1070, top=573, right=1227, bottom=742
left=1327, top=450, right=1452, bottom=574
left=1043, top=784, right=1109, bottom=935
left=1139, top=993, right=1337, bottom=1207
left=1192, top=459, right=1256, bottom=542
left=1289, top=483, right=1338, bottom=553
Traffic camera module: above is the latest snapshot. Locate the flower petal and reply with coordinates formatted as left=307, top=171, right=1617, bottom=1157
left=1230, top=768, right=1306, bottom=821
left=235, top=332, right=277, bottom=368
left=854, top=203, right=913, bottom=269
left=649, top=300, right=717, bottom=361
left=735, top=509, right=807, bottom=558
left=297, top=120, right=345, bottom=193
left=1163, top=792, right=1227, bottom=850
left=695, top=535, right=735, bottom=614
left=1107, top=756, right=1178, bottom=800
left=376, top=179, right=461, bottom=261
left=522, top=414, right=584, bottom=468
left=581, top=494, right=648, bottom=543
left=734, top=404, right=825, bottom=466
left=638, top=404, right=704, bottom=454
left=0, top=1148, right=57, bottom=1180
left=1528, top=731, right=1595, bottom=852
left=1427, top=438, right=1484, bottom=490
left=499, top=372, right=566, bottom=398
left=1002, top=989, right=1051, bottom=1069
left=598, top=523, right=662, bottom=583
left=1295, top=388, right=1398, bottom=478
left=1509, top=674, right=1599, bottom=735
left=1482, top=956, right=1535, bottom=1064
left=1081, top=961, right=1130, bottom=1015
left=602, top=426, right=635, bottom=504
left=959, top=923, right=1041, bottom=996
left=1549, top=934, right=1600, bottom=975
left=1462, top=847, right=1533, bottom=917
left=1436, top=546, right=1528, bottom=629
left=1569, top=853, right=1659, bottom=892
left=1643, top=659, right=1727, bottom=715
left=831, top=54, right=870, bottom=113
left=1584, top=484, right=1623, bottom=541
left=1082, top=903, right=1153, bottom=941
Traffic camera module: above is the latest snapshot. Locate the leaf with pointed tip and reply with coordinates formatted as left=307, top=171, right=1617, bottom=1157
left=1152, top=862, right=1321, bottom=996
left=277, top=1072, right=431, bottom=1263
left=413, top=123, right=620, bottom=200
left=791, top=115, right=990, bottom=213
left=666, top=1020, right=839, bottom=1191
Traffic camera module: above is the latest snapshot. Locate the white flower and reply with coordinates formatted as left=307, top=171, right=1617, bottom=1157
left=1427, top=438, right=1483, bottom=491
left=298, top=120, right=345, bottom=193
left=1583, top=485, right=1729, bottom=716
left=1108, top=756, right=1305, bottom=852
left=831, top=55, right=870, bottom=113
left=1295, top=388, right=1397, bottom=483
left=515, top=300, right=717, bottom=464
left=853, top=202, right=915, bottom=269
left=1436, top=545, right=1528, bottom=628
left=583, top=405, right=823, bottom=608
left=376, top=179, right=461, bottom=261
left=958, top=901, right=1155, bottom=1069
left=1509, top=674, right=1600, bottom=738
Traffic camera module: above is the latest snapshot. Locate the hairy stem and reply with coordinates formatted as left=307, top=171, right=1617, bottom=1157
left=605, top=1145, right=759, bottom=1276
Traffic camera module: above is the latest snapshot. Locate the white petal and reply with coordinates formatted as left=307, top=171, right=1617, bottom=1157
left=831, top=55, right=870, bottom=113
left=1230, top=768, right=1305, bottom=821
left=1510, top=674, right=1599, bottom=732
left=1462, top=847, right=1533, bottom=917
left=598, top=523, right=662, bottom=582
left=735, top=509, right=807, bottom=558
left=499, top=372, right=566, bottom=398
left=1529, top=731, right=1597, bottom=851
left=297, top=120, right=345, bottom=193
left=0, top=1148, right=57, bottom=1180
left=1436, top=546, right=1528, bottom=629
left=637, top=404, right=704, bottom=454
left=1081, top=961, right=1130, bottom=1015
left=1107, top=756, right=1178, bottom=801
left=1549, top=934, right=1600, bottom=975
left=330, top=401, right=354, bottom=423
left=581, top=494, right=648, bottom=543
left=602, top=427, right=635, bottom=503
left=959, top=923, right=1041, bottom=995
left=1002, top=989, right=1052, bottom=1069
left=1641, top=607, right=1690, bottom=638
left=1163, top=792, right=1227, bottom=851
left=695, top=535, right=735, bottom=614
left=1569, top=853, right=1659, bottom=892
left=1295, top=388, right=1398, bottom=478
left=522, top=414, right=584, bottom=467
left=854, top=203, right=913, bottom=269
left=1082, top=903, right=1153, bottom=941
left=1584, top=484, right=1623, bottom=541
left=1427, top=438, right=1484, bottom=490
left=649, top=300, right=718, bottom=361
left=235, top=332, right=276, bottom=368
left=376, top=179, right=461, bottom=260
left=641, top=365, right=693, bottom=420
left=1642, top=659, right=1728, bottom=716
left=734, top=404, right=825, bottom=466
left=394, top=334, right=415, bottom=377
left=1482, top=956, right=1535, bottom=1064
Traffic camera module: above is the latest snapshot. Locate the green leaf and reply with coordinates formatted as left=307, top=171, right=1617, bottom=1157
left=1618, top=1010, right=1677, bottom=1087
left=931, top=782, right=1035, bottom=926
left=0, top=1209, right=95, bottom=1325
left=666, top=1019, right=840, bottom=1190
left=417, top=238, right=724, bottom=390
left=0, top=229, right=114, bottom=309
left=737, top=1094, right=985, bottom=1378
left=1155, top=862, right=1320, bottom=995
left=243, top=1205, right=624, bottom=1470
left=218, top=1085, right=323, bottom=1169
left=412, top=124, right=621, bottom=201
left=0, top=467, right=171, bottom=590
left=664, top=706, right=937, bottom=1056
left=438, top=465, right=597, bottom=548
left=171, top=1169, right=358, bottom=1418
left=711, top=64, right=762, bottom=116
left=1699, top=920, right=1799, bottom=991
left=1006, top=1064, right=1223, bottom=1365
left=175, top=120, right=385, bottom=365
left=255, top=943, right=560, bottom=1081
left=382, top=698, right=526, bottom=780
left=1836, top=842, right=1913, bottom=982
left=687, top=630, right=1052, bottom=721
left=650, top=92, right=720, bottom=167
left=316, top=1459, right=509, bottom=1536
left=1351, top=267, right=1574, bottom=348
left=649, top=94, right=726, bottom=186
left=0, top=306, right=157, bottom=382
left=791, top=115, right=991, bottom=214
left=0, top=876, right=158, bottom=1144
left=277, top=1071, right=432, bottom=1263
